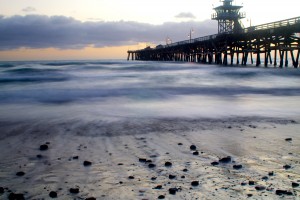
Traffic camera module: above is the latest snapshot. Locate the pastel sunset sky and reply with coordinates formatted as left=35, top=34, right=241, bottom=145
left=0, top=0, right=298, bottom=61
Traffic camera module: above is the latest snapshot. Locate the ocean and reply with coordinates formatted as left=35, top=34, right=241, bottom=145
left=1, top=60, right=300, bottom=122
left=1, top=60, right=300, bottom=199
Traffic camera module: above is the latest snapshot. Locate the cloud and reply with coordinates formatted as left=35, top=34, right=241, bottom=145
left=0, top=15, right=217, bottom=50
left=175, top=12, right=196, bottom=19
left=22, top=7, right=36, bottom=13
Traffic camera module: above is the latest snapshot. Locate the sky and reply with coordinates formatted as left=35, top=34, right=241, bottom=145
left=0, top=0, right=299, bottom=61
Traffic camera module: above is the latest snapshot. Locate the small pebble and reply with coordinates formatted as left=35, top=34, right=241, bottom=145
left=153, top=185, right=162, bottom=189
left=249, top=181, right=255, bottom=185
left=275, top=190, right=293, bottom=196
left=36, top=154, right=43, bottom=159
left=85, top=198, right=96, bottom=200
left=169, top=175, right=176, bottom=179
left=233, top=165, right=243, bottom=170
left=169, top=188, right=178, bottom=195
left=128, top=176, right=135, bottom=179
left=69, top=188, right=79, bottom=194
left=139, top=158, right=147, bottom=163
left=158, top=195, right=165, bottom=199
left=40, top=144, right=48, bottom=151
left=283, top=165, right=291, bottom=170
left=268, top=171, right=274, bottom=176
left=165, top=162, right=172, bottom=167
left=255, top=185, right=266, bottom=191
left=83, top=161, right=92, bottom=166
left=49, top=191, right=57, bottom=198
left=191, top=181, right=199, bottom=186
left=211, top=161, right=219, bottom=166
left=292, top=182, right=299, bottom=187
left=219, top=156, right=232, bottom=163
left=285, top=138, right=292, bottom=141
left=73, top=156, right=79, bottom=159
left=16, top=172, right=25, bottom=176
left=0, top=187, right=4, bottom=193
left=190, top=145, right=197, bottom=150
left=8, top=193, right=25, bottom=200
left=178, top=143, right=183, bottom=146
left=148, top=164, right=156, bottom=168
left=193, top=151, right=199, bottom=155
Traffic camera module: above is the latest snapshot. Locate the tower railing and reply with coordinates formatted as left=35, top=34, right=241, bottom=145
left=211, top=12, right=246, bottom=20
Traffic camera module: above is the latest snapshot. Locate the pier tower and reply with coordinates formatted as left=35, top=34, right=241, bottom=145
left=212, top=0, right=245, bottom=34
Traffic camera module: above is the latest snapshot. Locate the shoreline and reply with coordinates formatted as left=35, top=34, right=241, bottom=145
left=0, top=116, right=299, bottom=199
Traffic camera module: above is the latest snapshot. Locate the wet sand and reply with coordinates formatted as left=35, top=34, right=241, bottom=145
left=0, top=117, right=299, bottom=199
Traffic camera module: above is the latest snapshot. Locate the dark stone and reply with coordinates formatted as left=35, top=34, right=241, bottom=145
left=128, top=176, right=135, bottom=179
left=275, top=190, right=293, bottom=196
left=158, top=195, right=165, bottom=199
left=268, top=171, right=274, bottom=176
left=69, top=188, right=79, bottom=194
left=191, top=181, right=199, bottom=186
left=36, top=154, right=43, bottom=159
left=219, top=156, right=232, bottom=163
left=151, top=177, right=157, bottom=181
left=83, top=161, right=92, bottom=166
left=292, top=182, right=299, bottom=187
left=283, top=165, right=291, bottom=170
left=153, top=185, right=162, bottom=189
left=165, top=162, right=172, bottom=167
left=193, top=151, right=199, bottom=155
left=178, top=143, right=183, bottom=146
left=181, top=176, right=185, bottom=179
left=169, top=188, right=178, bottom=195
left=211, top=161, right=219, bottom=166
left=40, top=144, right=48, bottom=151
left=241, top=182, right=247, bottom=186
left=183, top=168, right=188, bottom=172
left=255, top=185, right=266, bottom=191
left=49, top=191, right=57, bottom=198
left=249, top=181, right=255, bottom=185
left=169, top=175, right=176, bottom=179
left=247, top=194, right=253, bottom=197
left=8, top=193, right=25, bottom=200
left=0, top=187, right=4, bottom=194
left=148, top=164, right=156, bottom=168
left=73, top=156, right=79, bottom=159
left=85, top=198, right=96, bottom=200
left=262, top=176, right=268, bottom=181
left=285, top=138, right=292, bottom=141
left=16, top=172, right=25, bottom=176
left=139, top=158, right=147, bottom=163
left=190, top=145, right=197, bottom=150
left=233, top=165, right=243, bottom=170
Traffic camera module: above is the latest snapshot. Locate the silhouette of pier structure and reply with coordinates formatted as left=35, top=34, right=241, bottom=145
left=127, top=0, right=300, bottom=68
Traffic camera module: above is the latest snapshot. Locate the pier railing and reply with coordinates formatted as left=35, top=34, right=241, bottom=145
left=244, top=16, right=300, bottom=33
left=150, top=16, right=300, bottom=51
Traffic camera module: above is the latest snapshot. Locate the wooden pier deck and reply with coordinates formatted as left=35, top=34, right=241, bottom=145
left=128, top=17, right=300, bottom=68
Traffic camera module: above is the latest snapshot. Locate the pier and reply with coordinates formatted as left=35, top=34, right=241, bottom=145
left=127, top=0, right=300, bottom=68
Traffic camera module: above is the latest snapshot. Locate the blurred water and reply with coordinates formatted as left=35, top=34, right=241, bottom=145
left=0, top=60, right=300, bottom=122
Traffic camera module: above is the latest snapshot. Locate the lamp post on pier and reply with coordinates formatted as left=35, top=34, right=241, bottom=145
left=166, top=36, right=172, bottom=45
left=188, top=28, right=194, bottom=43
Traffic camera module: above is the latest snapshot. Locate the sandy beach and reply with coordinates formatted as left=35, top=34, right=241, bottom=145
left=0, top=116, right=299, bottom=199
